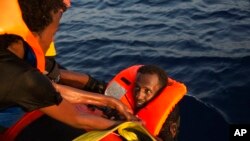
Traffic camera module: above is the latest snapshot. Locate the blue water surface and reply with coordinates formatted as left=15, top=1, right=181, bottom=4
left=55, top=0, right=250, bottom=140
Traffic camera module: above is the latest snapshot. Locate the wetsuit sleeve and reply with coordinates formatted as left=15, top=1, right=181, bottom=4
left=9, top=68, right=62, bottom=112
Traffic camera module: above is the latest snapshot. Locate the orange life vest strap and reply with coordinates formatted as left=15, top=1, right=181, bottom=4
left=26, top=32, right=45, bottom=72
left=0, top=0, right=45, bottom=72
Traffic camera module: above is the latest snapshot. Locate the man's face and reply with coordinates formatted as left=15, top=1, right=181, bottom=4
left=38, top=9, right=64, bottom=53
left=133, top=73, right=161, bottom=109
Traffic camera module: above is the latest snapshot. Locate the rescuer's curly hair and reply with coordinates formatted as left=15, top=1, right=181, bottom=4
left=18, top=0, right=67, bottom=34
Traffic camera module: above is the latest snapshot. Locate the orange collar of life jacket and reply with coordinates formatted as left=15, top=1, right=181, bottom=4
left=105, top=65, right=187, bottom=136
left=0, top=0, right=45, bottom=72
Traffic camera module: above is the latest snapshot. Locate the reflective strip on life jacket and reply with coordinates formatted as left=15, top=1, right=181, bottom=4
left=105, top=65, right=142, bottom=111
left=0, top=0, right=45, bottom=72
left=105, top=65, right=187, bottom=136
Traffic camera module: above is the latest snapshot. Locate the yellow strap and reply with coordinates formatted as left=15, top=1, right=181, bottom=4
left=45, top=42, right=57, bottom=57
left=73, top=122, right=156, bottom=141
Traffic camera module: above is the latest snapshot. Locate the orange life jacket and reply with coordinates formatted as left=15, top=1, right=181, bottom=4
left=103, top=65, right=187, bottom=139
left=0, top=1, right=45, bottom=140
left=0, top=0, right=45, bottom=72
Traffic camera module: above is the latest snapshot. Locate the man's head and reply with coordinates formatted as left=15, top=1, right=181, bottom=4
left=133, top=65, right=168, bottom=111
left=158, top=105, right=180, bottom=141
left=18, top=0, right=67, bottom=52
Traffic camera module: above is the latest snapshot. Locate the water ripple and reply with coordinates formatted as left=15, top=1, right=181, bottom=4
left=56, top=0, right=250, bottom=124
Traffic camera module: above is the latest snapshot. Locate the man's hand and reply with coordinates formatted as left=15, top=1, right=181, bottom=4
left=53, top=83, right=139, bottom=121
left=106, top=97, right=140, bottom=122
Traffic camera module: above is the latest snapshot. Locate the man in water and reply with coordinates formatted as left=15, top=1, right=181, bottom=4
left=133, top=65, right=180, bottom=141
left=104, top=65, right=181, bottom=141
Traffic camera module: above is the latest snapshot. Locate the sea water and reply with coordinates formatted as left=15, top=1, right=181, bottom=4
left=55, top=0, right=250, bottom=140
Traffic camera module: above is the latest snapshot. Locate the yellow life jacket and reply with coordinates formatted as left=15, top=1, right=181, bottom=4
left=105, top=65, right=187, bottom=136
left=45, top=42, right=57, bottom=57
left=0, top=0, right=45, bottom=72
